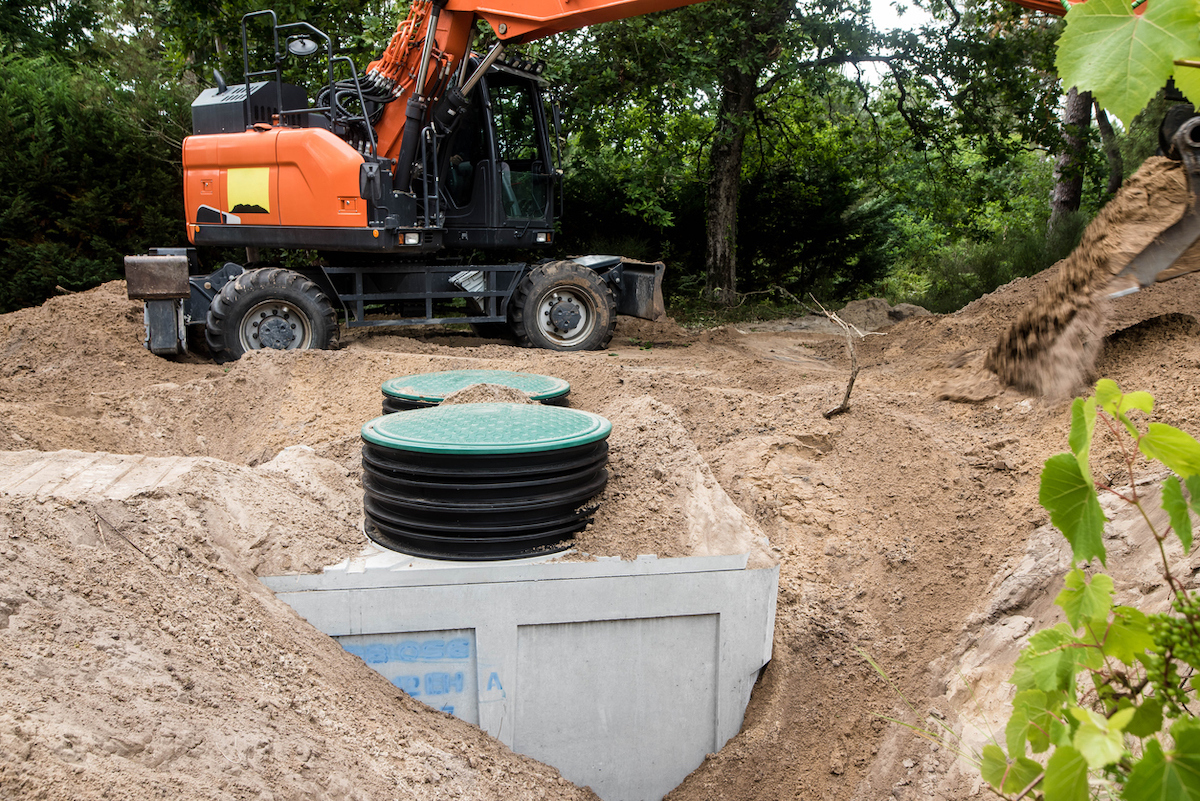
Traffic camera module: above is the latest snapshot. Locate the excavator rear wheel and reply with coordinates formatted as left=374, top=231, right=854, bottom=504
left=205, top=268, right=338, bottom=362
left=510, top=261, right=616, bottom=351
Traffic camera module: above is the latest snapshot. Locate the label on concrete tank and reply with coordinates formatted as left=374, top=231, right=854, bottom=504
left=340, top=629, right=479, bottom=723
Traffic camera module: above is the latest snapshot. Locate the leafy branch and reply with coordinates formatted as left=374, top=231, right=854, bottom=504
left=983, top=379, right=1200, bottom=800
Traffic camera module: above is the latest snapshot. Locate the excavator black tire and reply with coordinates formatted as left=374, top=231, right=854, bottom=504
left=510, top=261, right=617, bottom=351
left=205, top=268, right=338, bottom=362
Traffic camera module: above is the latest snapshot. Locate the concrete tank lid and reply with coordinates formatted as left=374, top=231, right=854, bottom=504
left=380, top=370, right=570, bottom=403
left=362, top=403, right=611, bottom=454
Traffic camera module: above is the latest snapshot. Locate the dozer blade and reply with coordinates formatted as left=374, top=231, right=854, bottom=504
left=1108, top=116, right=1200, bottom=297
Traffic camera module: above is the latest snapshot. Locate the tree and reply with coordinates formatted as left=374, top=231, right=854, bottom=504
left=703, top=0, right=795, bottom=304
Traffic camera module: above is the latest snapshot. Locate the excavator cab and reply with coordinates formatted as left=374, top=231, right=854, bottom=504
left=433, top=59, right=559, bottom=246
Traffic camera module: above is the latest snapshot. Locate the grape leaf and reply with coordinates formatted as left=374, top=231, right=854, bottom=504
left=1164, top=475, right=1195, bottom=554
left=1043, top=745, right=1089, bottom=801
left=1188, top=475, right=1200, bottom=515
left=1125, top=736, right=1200, bottom=801
left=1040, top=453, right=1107, bottom=566
left=1070, top=706, right=1132, bottom=768
left=1056, top=0, right=1200, bottom=127
left=1176, top=65, right=1200, bottom=118
left=1125, top=696, right=1163, bottom=738
left=981, top=744, right=1008, bottom=791
left=1056, top=569, right=1113, bottom=629
left=1092, top=379, right=1154, bottom=439
left=1008, top=689, right=1066, bottom=755
left=1140, top=423, right=1200, bottom=480
left=1101, top=605, right=1155, bottom=665
left=1012, top=624, right=1094, bottom=693
left=1069, top=396, right=1097, bottom=486
left=983, top=748, right=1044, bottom=795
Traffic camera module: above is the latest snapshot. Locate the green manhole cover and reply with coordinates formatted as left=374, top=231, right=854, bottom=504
left=381, top=369, right=570, bottom=404
left=362, top=402, right=611, bottom=454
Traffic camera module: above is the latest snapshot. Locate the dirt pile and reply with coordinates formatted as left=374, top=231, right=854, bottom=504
left=986, top=157, right=1193, bottom=395
left=1, top=251, right=1199, bottom=800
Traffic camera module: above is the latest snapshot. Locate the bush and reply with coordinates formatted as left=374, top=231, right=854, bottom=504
left=0, top=54, right=184, bottom=312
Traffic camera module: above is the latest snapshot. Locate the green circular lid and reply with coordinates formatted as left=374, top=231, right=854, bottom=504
left=381, top=370, right=570, bottom=403
left=362, top=403, right=611, bottom=454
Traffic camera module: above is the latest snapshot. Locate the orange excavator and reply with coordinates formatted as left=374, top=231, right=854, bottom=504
left=126, top=0, right=710, bottom=360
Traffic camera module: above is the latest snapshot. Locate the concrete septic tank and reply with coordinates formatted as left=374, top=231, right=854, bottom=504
left=264, top=551, right=778, bottom=801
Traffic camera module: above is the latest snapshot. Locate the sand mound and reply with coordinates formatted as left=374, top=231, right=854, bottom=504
left=2, top=227, right=1200, bottom=799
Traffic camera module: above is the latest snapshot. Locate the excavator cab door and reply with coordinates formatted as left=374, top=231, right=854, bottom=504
left=438, top=66, right=556, bottom=247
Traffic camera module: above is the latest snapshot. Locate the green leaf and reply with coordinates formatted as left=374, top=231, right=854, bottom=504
left=1056, top=0, right=1200, bottom=127
left=1102, top=606, right=1155, bottom=665
left=1069, top=396, right=1097, bottom=486
left=1188, top=475, right=1200, bottom=516
left=1056, top=569, right=1113, bottom=630
left=1092, top=379, right=1153, bottom=438
left=1008, top=690, right=1066, bottom=755
left=1040, top=453, right=1108, bottom=566
left=1043, top=745, right=1089, bottom=801
left=1164, top=475, right=1195, bottom=554
left=1176, top=64, right=1200, bottom=117
left=1012, top=624, right=1095, bottom=694
left=1125, top=696, right=1163, bottom=738
left=1069, top=706, right=1130, bottom=768
left=1140, top=423, right=1200, bottom=480
left=1093, top=378, right=1123, bottom=411
left=1125, top=736, right=1200, bottom=801
left=980, top=746, right=1042, bottom=794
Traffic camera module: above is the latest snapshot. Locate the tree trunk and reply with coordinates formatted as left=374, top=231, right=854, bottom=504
left=701, top=0, right=793, bottom=306
left=704, top=67, right=756, bottom=304
left=1049, top=86, right=1093, bottom=232
left=1093, top=101, right=1123, bottom=196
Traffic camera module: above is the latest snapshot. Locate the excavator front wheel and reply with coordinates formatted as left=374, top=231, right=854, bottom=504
left=205, top=268, right=338, bottom=362
left=510, top=261, right=617, bottom=351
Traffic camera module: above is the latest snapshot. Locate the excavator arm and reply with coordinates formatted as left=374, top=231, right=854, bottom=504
left=365, top=0, right=711, bottom=165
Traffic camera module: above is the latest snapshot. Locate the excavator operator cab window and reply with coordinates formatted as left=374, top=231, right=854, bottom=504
left=487, top=75, right=551, bottom=221
left=442, top=92, right=487, bottom=208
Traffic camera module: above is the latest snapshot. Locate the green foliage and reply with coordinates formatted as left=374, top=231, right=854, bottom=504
left=1056, top=0, right=1200, bottom=128
left=0, top=54, right=184, bottom=312
left=984, top=380, right=1200, bottom=800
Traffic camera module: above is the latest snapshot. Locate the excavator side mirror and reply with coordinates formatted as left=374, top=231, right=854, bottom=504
left=360, top=163, right=383, bottom=201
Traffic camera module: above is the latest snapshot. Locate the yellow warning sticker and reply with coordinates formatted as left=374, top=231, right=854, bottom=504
left=227, top=167, right=270, bottom=214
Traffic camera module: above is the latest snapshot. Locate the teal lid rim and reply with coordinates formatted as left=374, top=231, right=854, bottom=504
left=361, top=402, right=611, bottom=454
left=381, top=369, right=570, bottom=403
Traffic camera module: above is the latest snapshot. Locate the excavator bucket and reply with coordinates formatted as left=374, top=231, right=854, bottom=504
left=1108, top=116, right=1200, bottom=297
left=616, top=259, right=667, bottom=321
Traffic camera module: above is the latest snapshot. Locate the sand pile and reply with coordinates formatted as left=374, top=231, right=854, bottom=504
left=1, top=229, right=1199, bottom=799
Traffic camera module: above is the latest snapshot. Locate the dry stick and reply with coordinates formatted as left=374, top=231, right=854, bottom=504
left=807, top=295, right=880, bottom=419
left=94, top=511, right=162, bottom=571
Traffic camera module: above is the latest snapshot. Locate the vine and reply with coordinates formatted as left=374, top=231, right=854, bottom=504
left=983, top=379, right=1200, bottom=800
left=1056, top=0, right=1200, bottom=127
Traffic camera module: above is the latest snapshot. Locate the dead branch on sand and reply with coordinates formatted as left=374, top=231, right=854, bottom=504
left=807, top=296, right=883, bottom=419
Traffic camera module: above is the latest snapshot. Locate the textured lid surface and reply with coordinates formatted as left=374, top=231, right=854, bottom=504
left=381, top=369, right=570, bottom=402
left=362, top=402, right=611, bottom=454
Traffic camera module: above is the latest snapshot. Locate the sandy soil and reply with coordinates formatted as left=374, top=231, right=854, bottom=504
left=1, top=159, right=1199, bottom=799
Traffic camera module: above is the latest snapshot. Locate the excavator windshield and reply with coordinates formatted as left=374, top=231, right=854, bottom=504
left=490, top=75, right=553, bottom=220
